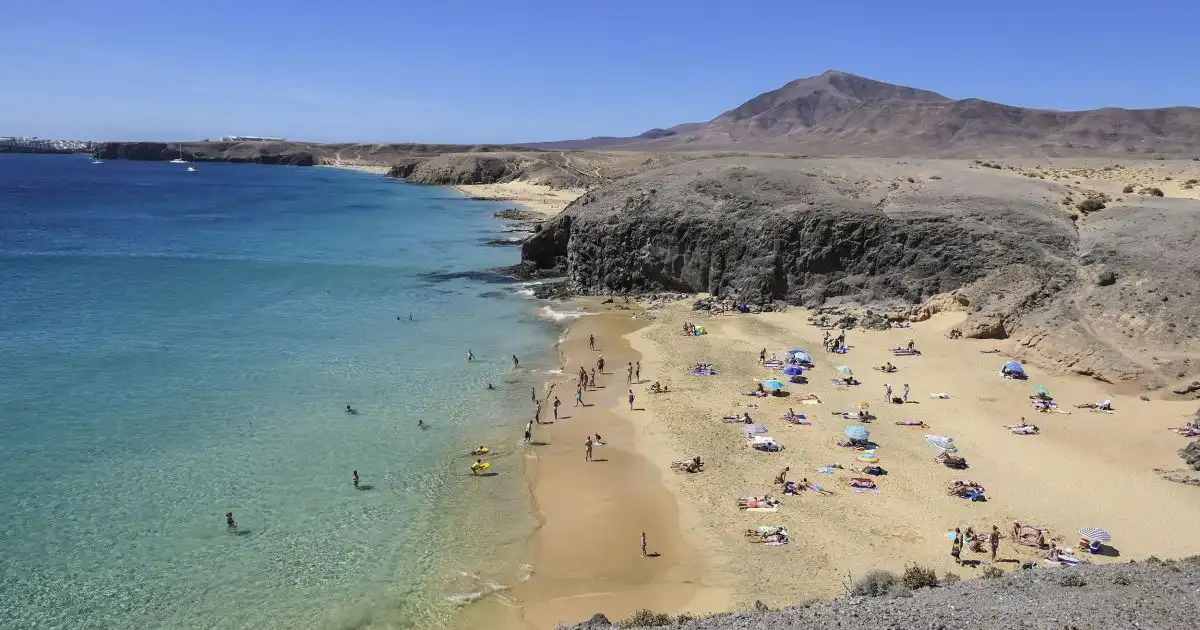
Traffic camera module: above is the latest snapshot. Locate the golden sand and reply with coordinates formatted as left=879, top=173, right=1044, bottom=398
left=452, top=182, right=584, bottom=217
left=460, top=298, right=1200, bottom=628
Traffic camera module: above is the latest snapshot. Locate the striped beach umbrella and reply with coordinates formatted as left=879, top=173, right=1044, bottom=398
left=762, top=379, right=785, bottom=391
left=856, top=451, right=880, bottom=463
left=844, top=425, right=870, bottom=441
left=1079, top=527, right=1111, bottom=542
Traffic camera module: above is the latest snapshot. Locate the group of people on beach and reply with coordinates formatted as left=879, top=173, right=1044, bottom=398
left=950, top=525, right=1003, bottom=563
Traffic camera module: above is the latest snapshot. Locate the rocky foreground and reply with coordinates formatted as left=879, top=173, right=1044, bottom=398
left=565, top=559, right=1200, bottom=630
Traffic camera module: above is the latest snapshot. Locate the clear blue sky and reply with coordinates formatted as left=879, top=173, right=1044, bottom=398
left=3, top=0, right=1197, bottom=143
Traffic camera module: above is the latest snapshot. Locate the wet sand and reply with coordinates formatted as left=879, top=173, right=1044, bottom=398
left=458, top=301, right=729, bottom=629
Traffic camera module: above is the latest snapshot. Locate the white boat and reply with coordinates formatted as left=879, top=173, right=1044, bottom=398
left=187, top=166, right=196, bottom=172
left=169, top=146, right=188, bottom=164
left=91, top=159, right=103, bottom=164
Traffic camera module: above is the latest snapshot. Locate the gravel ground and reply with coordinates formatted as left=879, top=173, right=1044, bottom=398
left=566, top=559, right=1200, bottom=630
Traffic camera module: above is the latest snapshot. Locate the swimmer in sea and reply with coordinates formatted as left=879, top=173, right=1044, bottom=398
left=345, top=405, right=356, bottom=415
left=487, top=383, right=495, bottom=390
left=466, top=350, right=474, bottom=361
left=512, top=354, right=519, bottom=368
left=408, top=313, right=413, bottom=321
left=226, top=512, right=237, bottom=530
left=352, top=470, right=359, bottom=489
left=417, top=418, right=425, bottom=428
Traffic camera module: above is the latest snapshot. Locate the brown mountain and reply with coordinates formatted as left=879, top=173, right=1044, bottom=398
left=531, top=70, right=1200, bottom=157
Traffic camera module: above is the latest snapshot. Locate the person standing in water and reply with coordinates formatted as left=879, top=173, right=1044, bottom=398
left=226, top=512, right=237, bottom=530
left=585, top=437, right=594, bottom=462
left=531, top=386, right=536, bottom=402
left=534, top=400, right=542, bottom=424
left=466, top=350, right=474, bottom=361
left=512, top=354, right=519, bottom=368
left=628, top=389, right=636, bottom=410
left=524, top=420, right=533, bottom=444
left=352, top=471, right=359, bottom=489
left=589, top=334, right=595, bottom=351
left=417, top=418, right=425, bottom=428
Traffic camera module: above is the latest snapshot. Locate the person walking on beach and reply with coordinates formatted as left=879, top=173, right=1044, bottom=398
left=626, top=362, right=633, bottom=384
left=531, top=386, right=536, bottom=403
left=534, top=400, right=542, bottom=424
left=641, top=532, right=648, bottom=557
left=635, top=361, right=641, bottom=382
left=512, top=354, right=519, bottom=368
left=884, top=383, right=893, bottom=403
left=597, top=355, right=605, bottom=373
left=759, top=348, right=767, bottom=364
left=585, top=437, right=594, bottom=461
left=575, top=386, right=583, bottom=407
left=628, top=389, right=636, bottom=410
left=353, top=470, right=359, bottom=489
left=951, top=527, right=963, bottom=565
left=902, top=383, right=910, bottom=403
left=524, top=420, right=533, bottom=444
left=989, top=525, right=1001, bottom=561
left=589, top=333, right=595, bottom=351
left=553, top=396, right=561, bottom=419
left=590, top=368, right=597, bottom=389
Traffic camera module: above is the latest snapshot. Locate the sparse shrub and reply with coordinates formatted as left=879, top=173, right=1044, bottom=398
left=1185, top=179, right=1198, bottom=185
left=1078, top=199, right=1106, bottom=212
left=1147, top=555, right=1163, bottom=564
left=1112, top=572, right=1132, bottom=585
left=622, top=609, right=673, bottom=627
left=981, top=565, right=1005, bottom=579
left=929, top=175, right=942, bottom=180
left=1123, top=184, right=1135, bottom=193
left=1141, top=187, right=1165, bottom=197
left=850, top=570, right=898, bottom=597
left=902, top=564, right=940, bottom=590
left=1165, top=176, right=1173, bottom=181
left=754, top=600, right=770, bottom=612
left=906, top=177, right=915, bottom=183
left=675, top=613, right=696, bottom=624
left=941, top=572, right=962, bottom=585
left=887, top=583, right=913, bottom=598
left=1059, top=573, right=1087, bottom=587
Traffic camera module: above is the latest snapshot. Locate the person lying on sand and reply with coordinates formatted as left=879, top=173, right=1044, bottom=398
left=671, top=456, right=704, bottom=473
left=737, top=495, right=779, bottom=509
left=1074, top=400, right=1113, bottom=411
left=647, top=381, right=670, bottom=393
left=895, top=420, right=929, bottom=428
left=849, top=477, right=877, bottom=489
left=873, top=362, right=897, bottom=373
left=744, top=383, right=767, bottom=397
left=798, top=478, right=834, bottom=495
left=1005, top=420, right=1040, bottom=435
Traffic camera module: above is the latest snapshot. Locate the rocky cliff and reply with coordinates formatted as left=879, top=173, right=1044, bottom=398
left=520, top=156, right=1200, bottom=386
left=91, top=141, right=537, bottom=166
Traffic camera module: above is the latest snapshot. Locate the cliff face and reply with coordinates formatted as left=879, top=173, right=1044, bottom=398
left=520, top=156, right=1200, bottom=385
left=91, top=141, right=540, bottom=167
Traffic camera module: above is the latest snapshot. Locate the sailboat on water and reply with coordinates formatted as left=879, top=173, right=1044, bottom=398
left=169, top=146, right=188, bottom=164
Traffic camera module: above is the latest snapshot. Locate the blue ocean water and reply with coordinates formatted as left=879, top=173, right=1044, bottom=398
left=0, top=155, right=553, bottom=628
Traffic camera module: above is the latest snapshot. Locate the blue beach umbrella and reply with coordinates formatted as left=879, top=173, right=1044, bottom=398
left=762, top=379, right=785, bottom=391
left=782, top=365, right=803, bottom=376
left=844, top=425, right=870, bottom=441
left=789, top=350, right=813, bottom=364
left=1003, top=360, right=1024, bottom=374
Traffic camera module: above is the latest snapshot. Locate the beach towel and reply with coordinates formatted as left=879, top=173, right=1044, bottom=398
left=745, top=507, right=779, bottom=512
left=721, top=416, right=744, bottom=423
left=929, top=393, right=951, bottom=399
left=796, top=394, right=822, bottom=404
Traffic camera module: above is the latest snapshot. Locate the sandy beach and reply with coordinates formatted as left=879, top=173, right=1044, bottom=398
left=459, top=296, right=1200, bottom=629
left=315, top=162, right=392, bottom=175
left=453, top=182, right=585, bottom=217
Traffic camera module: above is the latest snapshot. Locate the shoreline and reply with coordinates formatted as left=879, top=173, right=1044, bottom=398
left=314, top=162, right=392, bottom=175
left=457, top=300, right=727, bottom=629
left=452, top=182, right=585, bottom=217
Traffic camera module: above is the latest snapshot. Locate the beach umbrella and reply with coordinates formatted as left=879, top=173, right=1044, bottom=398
left=856, top=451, right=880, bottom=463
left=836, top=366, right=854, bottom=377
left=782, top=365, right=803, bottom=376
left=926, top=435, right=958, bottom=453
left=844, top=425, right=870, bottom=440
left=1079, top=527, right=1111, bottom=542
left=1033, top=384, right=1051, bottom=396
left=790, top=350, right=812, bottom=364
left=762, top=379, right=785, bottom=391
left=1003, top=360, right=1024, bottom=374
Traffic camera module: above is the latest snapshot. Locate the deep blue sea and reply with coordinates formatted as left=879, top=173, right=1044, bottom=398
left=0, top=154, right=555, bottom=628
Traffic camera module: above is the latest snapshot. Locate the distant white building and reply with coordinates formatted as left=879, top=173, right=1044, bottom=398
left=221, top=135, right=285, bottom=142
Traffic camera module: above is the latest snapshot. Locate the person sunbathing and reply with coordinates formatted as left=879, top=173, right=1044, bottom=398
left=895, top=420, right=929, bottom=428
left=746, top=384, right=767, bottom=397
left=849, top=478, right=877, bottom=489
left=1005, top=420, right=1040, bottom=435
left=797, top=478, right=834, bottom=495
left=1074, top=400, right=1113, bottom=411
left=873, top=362, right=897, bottom=373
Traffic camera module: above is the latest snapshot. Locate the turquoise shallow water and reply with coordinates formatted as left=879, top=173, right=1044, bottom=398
left=0, top=155, right=552, bottom=628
